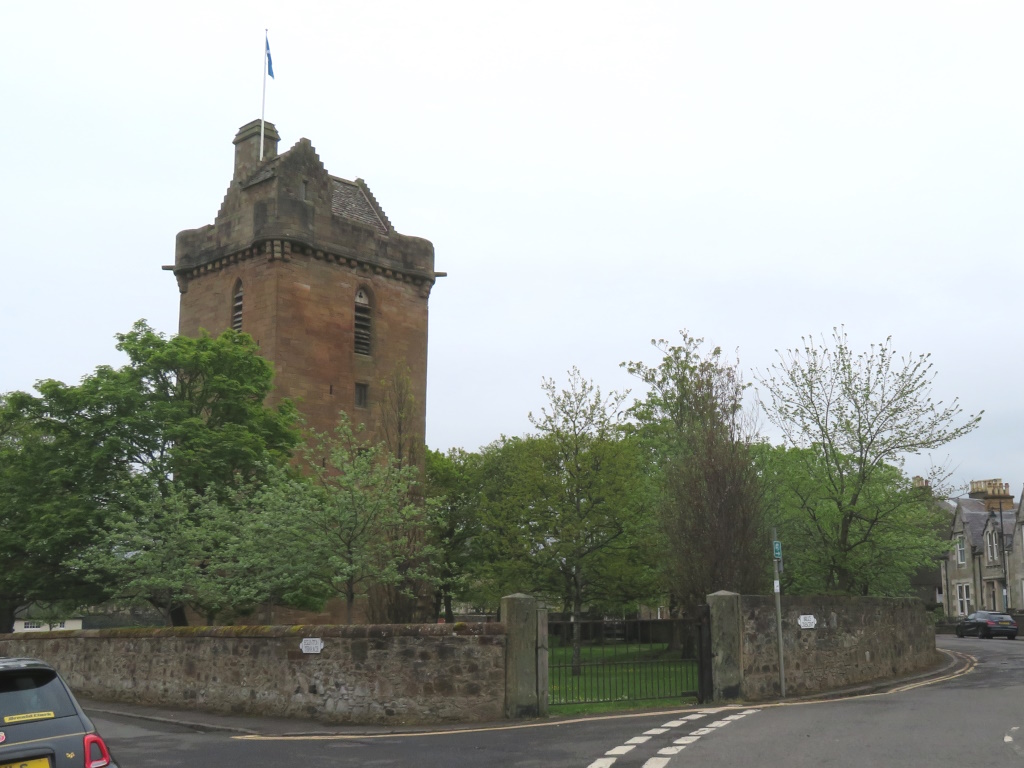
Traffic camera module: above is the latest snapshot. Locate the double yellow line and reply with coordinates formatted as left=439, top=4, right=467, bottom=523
left=235, top=650, right=976, bottom=741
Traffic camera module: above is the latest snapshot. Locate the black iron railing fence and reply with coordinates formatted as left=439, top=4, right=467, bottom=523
left=548, top=610, right=711, bottom=706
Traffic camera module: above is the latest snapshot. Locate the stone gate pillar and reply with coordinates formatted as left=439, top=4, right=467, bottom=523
left=707, top=590, right=743, bottom=701
left=502, top=593, right=547, bottom=718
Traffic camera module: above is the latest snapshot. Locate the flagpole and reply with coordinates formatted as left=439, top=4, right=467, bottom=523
left=260, top=29, right=268, bottom=161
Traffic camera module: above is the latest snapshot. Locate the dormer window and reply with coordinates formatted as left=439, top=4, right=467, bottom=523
left=231, top=280, right=244, bottom=331
left=354, top=288, right=372, bottom=356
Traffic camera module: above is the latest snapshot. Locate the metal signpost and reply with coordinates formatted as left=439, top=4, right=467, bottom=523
left=772, top=529, right=786, bottom=697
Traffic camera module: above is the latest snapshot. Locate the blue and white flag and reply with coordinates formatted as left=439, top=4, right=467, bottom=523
left=266, top=33, right=275, bottom=79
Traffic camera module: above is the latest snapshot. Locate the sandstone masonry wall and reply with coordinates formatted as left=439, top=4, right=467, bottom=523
left=709, top=592, right=939, bottom=701
left=0, top=623, right=505, bottom=725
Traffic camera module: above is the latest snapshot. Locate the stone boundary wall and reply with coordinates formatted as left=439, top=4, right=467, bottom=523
left=708, top=591, right=940, bottom=701
left=0, top=622, right=506, bottom=725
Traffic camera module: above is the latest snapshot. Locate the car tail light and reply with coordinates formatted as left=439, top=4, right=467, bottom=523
left=83, top=732, right=112, bottom=768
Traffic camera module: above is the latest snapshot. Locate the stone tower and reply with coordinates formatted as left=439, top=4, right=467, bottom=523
left=167, top=119, right=439, bottom=455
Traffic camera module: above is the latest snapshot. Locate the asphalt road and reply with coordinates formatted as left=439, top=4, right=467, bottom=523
left=90, top=635, right=1021, bottom=767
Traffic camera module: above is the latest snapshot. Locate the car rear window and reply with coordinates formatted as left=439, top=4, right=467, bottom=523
left=0, top=668, right=77, bottom=725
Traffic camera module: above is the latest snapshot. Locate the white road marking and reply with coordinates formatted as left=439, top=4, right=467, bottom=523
left=591, top=706, right=760, bottom=767
left=1006, top=735, right=1014, bottom=743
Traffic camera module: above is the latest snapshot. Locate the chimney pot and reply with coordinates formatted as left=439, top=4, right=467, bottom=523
left=232, top=119, right=280, bottom=182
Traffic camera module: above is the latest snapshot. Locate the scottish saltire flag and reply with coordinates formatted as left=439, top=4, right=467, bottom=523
left=266, top=33, right=275, bottom=79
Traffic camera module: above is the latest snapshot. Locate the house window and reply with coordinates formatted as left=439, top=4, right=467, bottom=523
left=231, top=280, right=244, bottom=331
left=24, top=621, right=42, bottom=629
left=956, top=536, right=966, bottom=565
left=987, top=530, right=999, bottom=562
left=354, top=288, right=372, bottom=356
left=956, top=583, right=971, bottom=616
left=355, top=383, right=369, bottom=409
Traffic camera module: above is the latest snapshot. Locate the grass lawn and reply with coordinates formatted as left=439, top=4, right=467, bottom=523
left=548, top=642, right=700, bottom=713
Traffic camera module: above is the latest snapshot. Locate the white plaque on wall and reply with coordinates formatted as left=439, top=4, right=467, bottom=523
left=299, top=637, right=325, bottom=654
left=797, top=615, right=817, bottom=629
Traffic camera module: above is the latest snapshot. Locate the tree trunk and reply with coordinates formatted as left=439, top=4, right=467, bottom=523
left=444, top=593, right=454, bottom=624
left=169, top=604, right=189, bottom=627
left=0, top=600, right=17, bottom=634
left=571, top=594, right=583, bottom=677
left=432, top=587, right=443, bottom=622
left=667, top=594, right=682, bottom=652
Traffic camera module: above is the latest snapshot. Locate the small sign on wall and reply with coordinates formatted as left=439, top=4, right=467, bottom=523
left=299, top=637, right=325, bottom=654
left=798, top=615, right=817, bottom=629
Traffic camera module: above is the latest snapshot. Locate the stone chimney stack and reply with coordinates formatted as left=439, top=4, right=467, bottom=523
left=968, top=478, right=1015, bottom=512
left=232, top=119, right=280, bottom=182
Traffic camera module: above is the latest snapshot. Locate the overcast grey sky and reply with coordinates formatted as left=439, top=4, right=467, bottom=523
left=2, top=1, right=1021, bottom=491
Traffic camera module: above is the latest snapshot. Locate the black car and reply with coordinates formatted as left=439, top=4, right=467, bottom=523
left=956, top=611, right=1018, bottom=639
left=0, top=657, right=118, bottom=768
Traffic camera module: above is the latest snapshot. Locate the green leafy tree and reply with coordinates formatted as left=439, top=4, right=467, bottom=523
left=267, top=414, right=432, bottom=624
left=624, top=332, right=772, bottom=612
left=757, top=328, right=981, bottom=594
left=1, top=321, right=299, bottom=628
left=14, top=321, right=298, bottom=493
left=73, top=472, right=324, bottom=626
left=478, top=369, right=659, bottom=669
left=0, top=398, right=109, bottom=632
left=424, top=447, right=485, bottom=623
left=368, top=364, right=432, bottom=622
left=74, top=483, right=239, bottom=625
left=759, top=445, right=949, bottom=596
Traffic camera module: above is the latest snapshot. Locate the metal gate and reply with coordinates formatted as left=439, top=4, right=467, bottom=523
left=547, top=607, right=712, bottom=707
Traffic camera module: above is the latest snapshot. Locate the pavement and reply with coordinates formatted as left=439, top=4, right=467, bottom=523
left=77, top=642, right=970, bottom=738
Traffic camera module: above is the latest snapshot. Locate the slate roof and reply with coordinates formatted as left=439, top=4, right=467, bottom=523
left=331, top=178, right=391, bottom=236
left=956, top=497, right=1019, bottom=549
left=958, top=498, right=990, bottom=548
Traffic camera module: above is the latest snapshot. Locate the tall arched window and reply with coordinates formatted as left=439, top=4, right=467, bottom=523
left=354, top=288, right=372, bottom=355
left=231, top=280, right=244, bottom=331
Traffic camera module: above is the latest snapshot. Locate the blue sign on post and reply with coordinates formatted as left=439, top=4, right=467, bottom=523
left=773, top=540, right=782, bottom=560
